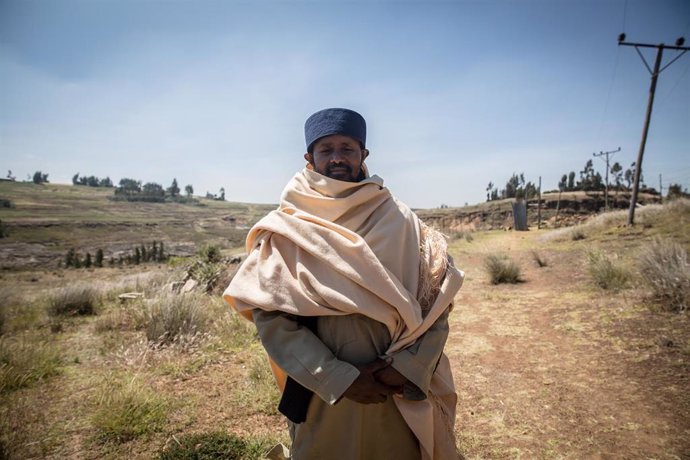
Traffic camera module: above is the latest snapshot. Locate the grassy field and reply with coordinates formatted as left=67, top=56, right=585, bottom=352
left=1, top=183, right=688, bottom=459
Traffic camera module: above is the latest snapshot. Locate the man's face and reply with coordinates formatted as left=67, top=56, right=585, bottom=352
left=304, top=134, right=369, bottom=182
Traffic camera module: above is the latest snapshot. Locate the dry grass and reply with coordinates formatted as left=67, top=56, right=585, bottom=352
left=638, top=238, right=690, bottom=311
left=586, top=251, right=631, bottom=291
left=46, top=285, right=100, bottom=317
left=145, top=293, right=211, bottom=346
left=484, top=254, right=523, bottom=284
left=91, top=372, right=168, bottom=443
left=158, top=431, right=271, bottom=460
left=0, top=333, right=62, bottom=394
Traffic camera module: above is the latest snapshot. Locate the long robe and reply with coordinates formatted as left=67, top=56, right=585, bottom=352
left=224, top=167, right=464, bottom=460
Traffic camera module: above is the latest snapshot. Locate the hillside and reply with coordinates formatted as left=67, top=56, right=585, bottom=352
left=0, top=182, right=276, bottom=269
left=0, top=182, right=663, bottom=269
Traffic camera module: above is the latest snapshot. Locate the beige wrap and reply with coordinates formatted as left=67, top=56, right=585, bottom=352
left=224, top=167, right=464, bottom=460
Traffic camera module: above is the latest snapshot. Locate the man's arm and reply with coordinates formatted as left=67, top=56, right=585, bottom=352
left=253, top=309, right=396, bottom=405
left=376, top=308, right=450, bottom=400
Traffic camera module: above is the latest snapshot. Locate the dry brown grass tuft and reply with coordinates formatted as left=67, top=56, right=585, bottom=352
left=0, top=333, right=62, bottom=394
left=145, top=293, right=210, bottom=346
left=587, top=251, right=631, bottom=291
left=484, top=254, right=522, bottom=284
left=638, top=238, right=690, bottom=311
left=46, top=285, right=100, bottom=317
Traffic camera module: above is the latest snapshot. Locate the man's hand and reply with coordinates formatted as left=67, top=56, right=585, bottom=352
left=374, top=364, right=407, bottom=394
left=342, top=359, right=398, bottom=404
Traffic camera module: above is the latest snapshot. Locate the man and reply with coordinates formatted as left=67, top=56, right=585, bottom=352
left=224, top=108, right=464, bottom=460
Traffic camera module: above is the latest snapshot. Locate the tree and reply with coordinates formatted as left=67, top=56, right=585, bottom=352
left=567, top=171, right=576, bottom=191
left=95, top=249, right=104, bottom=267
left=218, top=187, right=225, bottom=201
left=65, top=248, right=76, bottom=268
left=667, top=183, right=688, bottom=200
left=558, top=175, right=568, bottom=192
left=7, top=170, right=15, bottom=181
left=157, top=241, right=166, bottom=262
left=185, top=184, right=194, bottom=197
left=115, top=178, right=142, bottom=196
left=142, top=182, right=165, bottom=199
left=86, top=175, right=99, bottom=187
left=141, top=244, right=148, bottom=262
left=32, top=171, right=49, bottom=184
left=99, top=177, right=113, bottom=187
left=167, top=178, right=180, bottom=197
left=610, top=162, right=623, bottom=193
left=486, top=182, right=494, bottom=202
left=84, top=252, right=92, bottom=268
left=72, top=173, right=80, bottom=185
left=134, top=247, right=141, bottom=265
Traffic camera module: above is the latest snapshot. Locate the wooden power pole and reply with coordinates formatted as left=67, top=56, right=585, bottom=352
left=618, top=34, right=689, bottom=225
left=593, top=147, right=621, bottom=211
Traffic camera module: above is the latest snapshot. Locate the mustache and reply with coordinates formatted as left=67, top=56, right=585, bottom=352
left=326, top=163, right=353, bottom=175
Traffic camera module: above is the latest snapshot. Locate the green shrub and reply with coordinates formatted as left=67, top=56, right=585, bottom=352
left=47, top=285, right=100, bottom=316
left=146, top=294, right=210, bottom=345
left=587, top=251, right=630, bottom=291
left=92, top=373, right=167, bottom=443
left=484, top=254, right=522, bottom=284
left=638, top=238, right=690, bottom=311
left=0, top=336, right=62, bottom=394
left=159, top=431, right=270, bottom=460
left=198, top=244, right=223, bottom=264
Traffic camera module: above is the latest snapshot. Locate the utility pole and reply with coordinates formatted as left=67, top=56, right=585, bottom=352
left=537, top=176, right=542, bottom=229
left=618, top=34, right=689, bottom=225
left=659, top=173, right=663, bottom=204
left=593, top=147, right=621, bottom=211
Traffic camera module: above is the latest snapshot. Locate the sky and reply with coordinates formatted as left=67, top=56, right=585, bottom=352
left=1, top=0, right=689, bottom=208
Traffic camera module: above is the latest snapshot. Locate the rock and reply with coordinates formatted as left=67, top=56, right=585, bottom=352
left=166, top=281, right=185, bottom=294
left=118, top=292, right=144, bottom=302
left=181, top=279, right=198, bottom=293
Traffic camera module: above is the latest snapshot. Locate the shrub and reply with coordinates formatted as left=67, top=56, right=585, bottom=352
left=146, top=294, right=210, bottom=345
left=159, top=431, right=271, bottom=460
left=587, top=251, right=630, bottom=291
left=47, top=285, right=100, bottom=316
left=92, top=373, right=167, bottom=443
left=198, top=244, right=223, bottom=263
left=638, top=238, right=690, bottom=311
left=484, top=254, right=522, bottom=284
left=0, top=335, right=62, bottom=394
left=571, top=227, right=586, bottom=241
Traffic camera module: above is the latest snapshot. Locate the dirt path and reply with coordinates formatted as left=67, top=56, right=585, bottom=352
left=448, top=231, right=690, bottom=458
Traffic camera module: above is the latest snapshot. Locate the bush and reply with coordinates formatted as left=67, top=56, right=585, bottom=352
left=92, top=373, right=167, bottom=443
left=46, top=285, right=100, bottom=316
left=484, top=254, right=522, bottom=284
left=587, top=251, right=630, bottom=291
left=198, top=244, right=223, bottom=263
left=158, top=431, right=271, bottom=460
left=0, top=335, right=62, bottom=394
left=146, top=294, right=210, bottom=345
left=571, top=227, right=586, bottom=241
left=638, top=238, right=690, bottom=311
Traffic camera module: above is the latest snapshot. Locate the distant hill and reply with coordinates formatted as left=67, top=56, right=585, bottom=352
left=0, top=182, right=662, bottom=269
left=0, top=182, right=275, bottom=269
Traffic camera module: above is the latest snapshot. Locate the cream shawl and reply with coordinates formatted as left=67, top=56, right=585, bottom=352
left=224, top=167, right=464, bottom=460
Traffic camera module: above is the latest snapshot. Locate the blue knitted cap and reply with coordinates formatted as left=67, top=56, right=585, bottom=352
left=304, top=108, right=366, bottom=153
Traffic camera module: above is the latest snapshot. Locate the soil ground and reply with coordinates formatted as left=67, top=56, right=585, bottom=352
left=1, top=201, right=688, bottom=459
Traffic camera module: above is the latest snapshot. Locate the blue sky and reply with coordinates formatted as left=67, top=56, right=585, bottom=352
left=1, top=0, right=688, bottom=208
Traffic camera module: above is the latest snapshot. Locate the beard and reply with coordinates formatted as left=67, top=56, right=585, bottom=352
left=325, top=163, right=355, bottom=182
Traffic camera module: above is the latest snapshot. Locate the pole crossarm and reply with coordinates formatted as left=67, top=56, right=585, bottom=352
left=619, top=41, right=690, bottom=52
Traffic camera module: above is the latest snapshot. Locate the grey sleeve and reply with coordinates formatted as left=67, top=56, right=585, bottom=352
left=252, top=309, right=360, bottom=405
left=389, top=308, right=450, bottom=400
